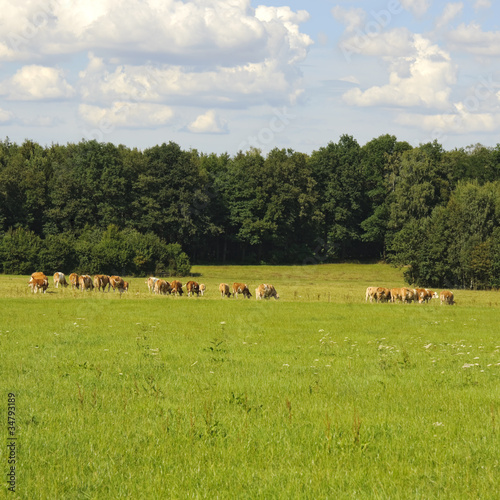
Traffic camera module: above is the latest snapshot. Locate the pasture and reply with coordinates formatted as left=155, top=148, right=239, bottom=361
left=1, top=263, right=500, bottom=498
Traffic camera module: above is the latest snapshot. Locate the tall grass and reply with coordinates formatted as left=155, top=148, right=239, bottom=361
left=1, top=264, right=499, bottom=498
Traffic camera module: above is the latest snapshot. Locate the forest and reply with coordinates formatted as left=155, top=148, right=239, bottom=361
left=1, top=135, right=500, bottom=288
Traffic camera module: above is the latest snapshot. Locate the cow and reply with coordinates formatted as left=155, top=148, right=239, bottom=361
left=79, top=275, right=93, bottom=291
left=199, top=284, right=206, bottom=296
left=69, top=273, right=80, bottom=289
left=414, top=288, right=438, bottom=303
left=186, top=281, right=200, bottom=297
left=256, top=283, right=279, bottom=300
left=219, top=283, right=231, bottom=298
left=122, top=281, right=129, bottom=293
left=109, top=275, right=125, bottom=292
left=232, top=282, right=252, bottom=298
left=375, top=287, right=391, bottom=302
left=391, top=287, right=414, bottom=303
left=53, top=272, right=68, bottom=288
left=170, top=280, right=184, bottom=296
left=154, top=279, right=170, bottom=295
left=440, top=290, right=455, bottom=305
left=365, top=287, right=378, bottom=303
left=146, top=277, right=159, bottom=293
left=29, top=276, right=48, bottom=293
left=94, top=274, right=110, bottom=292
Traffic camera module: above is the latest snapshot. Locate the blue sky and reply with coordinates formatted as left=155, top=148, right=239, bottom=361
left=1, top=0, right=500, bottom=154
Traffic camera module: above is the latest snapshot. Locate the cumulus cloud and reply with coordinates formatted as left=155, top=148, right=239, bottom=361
left=343, top=35, right=456, bottom=110
left=396, top=110, right=499, bottom=133
left=188, top=110, right=228, bottom=134
left=474, top=0, right=491, bottom=9
left=331, top=6, right=366, bottom=32
left=447, top=23, right=500, bottom=55
left=0, top=65, right=74, bottom=100
left=0, top=0, right=312, bottom=66
left=78, top=53, right=296, bottom=107
left=79, top=102, right=174, bottom=129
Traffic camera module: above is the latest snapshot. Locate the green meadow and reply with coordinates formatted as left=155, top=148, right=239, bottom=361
left=1, top=264, right=500, bottom=498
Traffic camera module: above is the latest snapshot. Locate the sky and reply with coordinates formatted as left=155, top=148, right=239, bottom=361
left=1, top=0, right=500, bottom=155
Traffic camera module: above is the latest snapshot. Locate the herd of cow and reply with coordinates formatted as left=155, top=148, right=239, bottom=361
left=366, top=286, right=455, bottom=305
left=28, top=272, right=129, bottom=293
left=28, top=272, right=456, bottom=305
left=27, top=272, right=281, bottom=300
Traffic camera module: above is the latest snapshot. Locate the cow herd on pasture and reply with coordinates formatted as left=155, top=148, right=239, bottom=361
left=27, top=273, right=281, bottom=300
left=28, top=272, right=455, bottom=305
left=366, top=286, right=455, bottom=305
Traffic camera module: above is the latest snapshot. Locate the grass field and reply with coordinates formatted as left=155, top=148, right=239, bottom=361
left=1, top=264, right=500, bottom=498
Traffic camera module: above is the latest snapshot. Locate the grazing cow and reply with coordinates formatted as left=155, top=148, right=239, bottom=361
left=390, top=287, right=410, bottom=303
left=414, top=288, right=438, bottom=303
left=154, top=279, right=170, bottom=295
left=199, top=284, right=206, bottom=296
left=146, top=277, right=159, bottom=293
left=109, top=276, right=125, bottom=292
left=376, top=287, right=391, bottom=302
left=79, top=275, right=93, bottom=291
left=440, top=290, right=455, bottom=305
left=122, top=281, right=129, bottom=293
left=29, top=276, right=48, bottom=293
left=366, top=286, right=391, bottom=303
left=256, top=283, right=280, bottom=300
left=365, top=287, right=378, bottom=303
left=219, top=283, right=231, bottom=298
left=186, top=281, right=200, bottom=297
left=232, top=282, right=252, bottom=298
left=69, top=273, right=80, bottom=289
left=53, top=272, right=68, bottom=288
left=94, top=274, right=110, bottom=292
left=170, top=280, right=184, bottom=296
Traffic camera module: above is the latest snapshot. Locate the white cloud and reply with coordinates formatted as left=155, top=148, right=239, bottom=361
left=79, top=102, right=174, bottom=128
left=0, top=65, right=74, bottom=100
left=188, top=110, right=227, bottom=134
left=397, top=110, right=499, bottom=133
left=339, top=27, right=414, bottom=59
left=0, top=0, right=312, bottom=66
left=331, top=6, right=366, bottom=32
left=447, top=23, right=500, bottom=55
left=399, top=0, right=431, bottom=17
left=343, top=35, right=456, bottom=110
left=435, top=3, right=463, bottom=29
left=474, top=0, right=491, bottom=9
left=78, top=53, right=298, bottom=106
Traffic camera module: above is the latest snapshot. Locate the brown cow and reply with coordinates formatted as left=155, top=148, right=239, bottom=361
left=109, top=275, right=125, bottom=292
left=232, top=282, right=252, bottom=298
left=69, top=273, right=80, bottom=289
left=390, top=287, right=408, bottom=303
left=170, top=280, right=184, bottom=296
left=440, top=290, right=455, bottom=305
left=79, top=275, right=93, bottom=291
left=154, top=279, right=170, bottom=295
left=256, top=283, right=279, bottom=300
left=53, top=272, right=68, bottom=288
left=375, top=287, right=391, bottom=302
left=186, top=281, right=200, bottom=297
left=94, top=274, right=110, bottom=292
left=219, top=283, right=231, bottom=298
left=414, top=288, right=438, bottom=303
left=29, top=276, right=48, bottom=293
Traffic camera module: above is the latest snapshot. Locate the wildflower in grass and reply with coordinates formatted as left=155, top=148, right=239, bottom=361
left=433, top=422, right=444, bottom=427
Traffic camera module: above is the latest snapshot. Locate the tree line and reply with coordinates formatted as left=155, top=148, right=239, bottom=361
left=0, top=135, right=499, bottom=288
